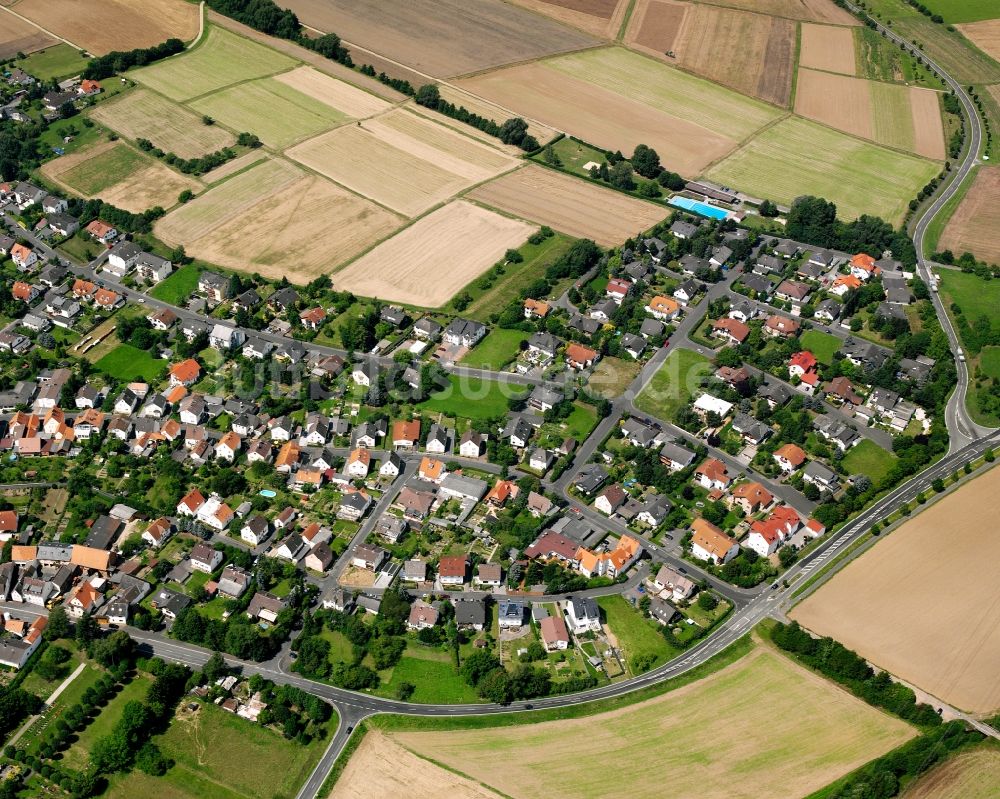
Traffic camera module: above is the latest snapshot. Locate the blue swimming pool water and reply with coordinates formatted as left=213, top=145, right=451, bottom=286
left=259, top=489, right=277, bottom=498
left=669, top=196, right=729, bottom=220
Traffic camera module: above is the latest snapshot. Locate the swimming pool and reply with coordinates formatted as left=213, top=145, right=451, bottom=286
left=669, top=196, right=730, bottom=220
left=259, top=489, right=277, bottom=498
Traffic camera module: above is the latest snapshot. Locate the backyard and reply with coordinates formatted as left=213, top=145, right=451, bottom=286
left=634, top=349, right=714, bottom=421
left=94, top=343, right=167, bottom=382
left=799, top=329, right=841, bottom=365
left=418, top=375, right=525, bottom=421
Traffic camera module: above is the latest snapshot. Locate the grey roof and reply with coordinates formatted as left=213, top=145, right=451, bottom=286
left=659, top=441, right=696, bottom=467
left=639, top=318, right=665, bottom=338
left=528, top=331, right=562, bottom=355
left=570, top=595, right=599, bottom=620
left=454, top=599, right=487, bottom=626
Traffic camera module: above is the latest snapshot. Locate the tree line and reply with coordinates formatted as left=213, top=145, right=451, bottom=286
left=415, top=84, right=539, bottom=152
left=83, top=38, right=185, bottom=80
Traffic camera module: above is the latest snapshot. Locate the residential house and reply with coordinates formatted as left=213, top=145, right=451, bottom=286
left=565, top=342, right=598, bottom=370
left=764, top=315, right=800, bottom=338
left=729, top=482, right=773, bottom=515
left=443, top=318, right=487, bottom=347
left=565, top=596, right=601, bottom=634
left=690, top=519, right=739, bottom=564
left=438, top=555, right=469, bottom=587
left=189, top=542, right=222, bottom=574
left=645, top=295, right=680, bottom=321
left=711, top=317, right=749, bottom=345
left=351, top=544, right=387, bottom=571
left=540, top=615, right=570, bottom=651
left=695, top=458, right=731, bottom=491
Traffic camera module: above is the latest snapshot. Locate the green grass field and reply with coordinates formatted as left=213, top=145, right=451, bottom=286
left=547, top=47, right=780, bottom=141
left=106, top=701, right=332, bottom=799
left=149, top=263, right=201, bottom=305
left=938, top=270, right=1000, bottom=336
left=706, top=117, right=939, bottom=225
left=190, top=78, right=347, bottom=149
left=560, top=402, right=598, bottom=441
left=598, top=595, right=677, bottom=674
left=61, top=675, right=154, bottom=770
left=95, top=343, right=167, bottom=382
left=459, top=328, right=527, bottom=369
left=58, top=143, right=147, bottom=195
left=911, top=0, right=999, bottom=22
left=634, top=349, right=714, bottom=422
left=924, top=168, right=977, bottom=256
left=418, top=375, right=525, bottom=421
left=869, top=82, right=916, bottom=153
left=16, top=44, right=89, bottom=81
left=390, top=647, right=914, bottom=799
left=375, top=650, right=482, bottom=704
left=129, top=26, right=296, bottom=102
left=800, top=329, right=841, bottom=365
left=842, top=440, right=899, bottom=484
left=854, top=27, right=943, bottom=88
left=979, top=346, right=1000, bottom=378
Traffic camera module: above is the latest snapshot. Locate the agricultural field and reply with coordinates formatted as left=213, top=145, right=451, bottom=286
left=901, top=747, right=1000, bottom=799
left=855, top=26, right=945, bottom=87
left=794, top=69, right=945, bottom=159
left=507, top=0, right=629, bottom=38
left=287, top=108, right=517, bottom=217
left=105, top=701, right=332, bottom=799
left=938, top=167, right=1000, bottom=263
left=706, top=116, right=940, bottom=224
left=634, top=349, right=714, bottom=421
left=457, top=47, right=781, bottom=176
left=129, top=26, right=296, bottom=102
left=692, top=0, right=857, bottom=24
left=625, top=0, right=796, bottom=106
left=958, top=19, right=1000, bottom=62
left=424, top=85, right=557, bottom=150
left=189, top=78, right=349, bottom=149
left=90, top=89, right=236, bottom=159
left=95, top=344, right=167, bottom=382
left=41, top=139, right=201, bottom=212
left=792, top=465, right=1000, bottom=715
left=798, top=22, right=856, bottom=74
left=13, top=43, right=88, bottom=81
left=909, top=0, right=1000, bottom=23
left=0, top=9, right=54, bottom=59
left=331, top=201, right=533, bottom=306
left=469, top=165, right=666, bottom=247
left=279, top=0, right=597, bottom=78
left=331, top=730, right=499, bottom=799
left=390, top=647, right=913, bottom=799
left=182, top=175, right=401, bottom=282
left=8, top=0, right=198, bottom=54
left=273, top=66, right=392, bottom=119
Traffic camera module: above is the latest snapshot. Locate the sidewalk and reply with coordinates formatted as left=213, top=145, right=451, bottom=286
left=7, top=661, right=86, bottom=748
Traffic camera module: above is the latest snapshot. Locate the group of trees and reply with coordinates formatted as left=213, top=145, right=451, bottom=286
left=83, top=38, right=184, bottom=80
left=415, top=84, right=538, bottom=151
left=66, top=197, right=165, bottom=235
left=577, top=143, right=685, bottom=198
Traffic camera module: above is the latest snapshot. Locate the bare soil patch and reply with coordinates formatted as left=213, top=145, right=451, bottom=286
left=181, top=175, right=400, bottom=282
left=12, top=0, right=198, bottom=54
left=795, top=67, right=873, bottom=140
left=338, top=565, right=377, bottom=588
left=695, top=0, right=858, bottom=24
left=909, top=87, right=946, bottom=160
left=0, top=9, right=55, bottom=59
left=393, top=647, right=913, bottom=799
left=627, top=0, right=688, bottom=54
left=799, top=22, right=857, bottom=74
left=90, top=89, right=235, bottom=159
left=939, top=166, right=1000, bottom=263
left=280, top=0, right=597, bottom=78
left=273, top=66, right=392, bottom=119
left=792, top=465, right=1000, bottom=715
left=330, top=731, right=502, bottom=799
left=957, top=19, right=1000, bottom=63
left=469, top=164, right=665, bottom=246
left=901, top=747, right=1000, bottom=799
left=332, top=201, right=533, bottom=307
left=456, top=62, right=738, bottom=176
left=507, top=0, right=629, bottom=38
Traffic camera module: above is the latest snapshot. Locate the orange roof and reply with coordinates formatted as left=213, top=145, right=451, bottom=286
left=566, top=342, right=598, bottom=364
left=94, top=288, right=120, bottom=306
left=72, top=278, right=97, bottom=296
left=179, top=488, right=205, bottom=513
left=833, top=275, right=862, bottom=290
left=806, top=518, right=825, bottom=533
left=165, top=385, right=188, bottom=404
left=392, top=419, right=420, bottom=443
left=0, top=510, right=17, bottom=532
left=300, top=307, right=326, bottom=324
left=71, top=545, right=112, bottom=571
left=275, top=441, right=301, bottom=469
left=524, top=298, right=550, bottom=317
left=161, top=418, right=181, bottom=438
left=696, top=458, right=729, bottom=483
left=850, top=253, right=877, bottom=271
left=11, top=281, right=34, bottom=301
left=24, top=616, right=46, bottom=645
left=301, top=522, right=321, bottom=541
left=486, top=480, right=517, bottom=505
left=80, top=79, right=100, bottom=92
left=86, top=220, right=114, bottom=237
left=419, top=456, right=444, bottom=480
left=72, top=581, right=100, bottom=610
left=648, top=295, right=679, bottom=314
left=731, top=481, right=773, bottom=507
left=712, top=317, right=750, bottom=341
left=771, top=505, right=801, bottom=528
left=218, top=431, right=241, bottom=451
left=347, top=448, right=370, bottom=466
left=295, top=469, right=324, bottom=485
left=10, top=243, right=32, bottom=261
left=169, top=358, right=201, bottom=384
left=11, top=545, right=36, bottom=562
left=438, top=555, right=468, bottom=578
left=691, top=519, right=735, bottom=558
left=750, top=519, right=782, bottom=544
left=75, top=408, right=105, bottom=427
left=576, top=548, right=600, bottom=574
left=774, top=443, right=807, bottom=467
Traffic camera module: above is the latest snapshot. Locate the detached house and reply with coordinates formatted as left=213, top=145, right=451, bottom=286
left=690, top=519, right=739, bottom=564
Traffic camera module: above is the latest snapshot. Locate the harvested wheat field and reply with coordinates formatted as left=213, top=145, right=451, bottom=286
left=626, top=0, right=796, bottom=106
left=795, top=68, right=873, bottom=140
left=0, top=10, right=55, bottom=59
left=901, top=747, right=1000, bottom=799
left=330, top=731, right=502, bottom=799
left=201, top=151, right=266, bottom=184
left=695, top=0, right=857, bottom=24
left=155, top=157, right=301, bottom=243
left=392, top=647, right=913, bottom=799
left=10, top=0, right=198, bottom=54
left=957, top=19, right=1000, bottom=63
left=470, top=165, right=665, bottom=246
left=793, top=466, right=1000, bottom=715
left=280, top=0, right=596, bottom=78
left=434, top=85, right=557, bottom=149
left=273, top=66, right=391, bottom=119
left=333, top=201, right=533, bottom=306
left=287, top=109, right=517, bottom=217
left=90, top=89, right=235, bottom=159
left=180, top=176, right=400, bottom=281
left=939, top=167, right=1000, bottom=263
left=507, top=0, right=630, bottom=38
left=799, top=22, right=857, bottom=74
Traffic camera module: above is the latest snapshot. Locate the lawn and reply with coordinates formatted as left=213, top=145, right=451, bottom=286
left=800, top=329, right=841, bottom=365
left=587, top=356, right=641, bottom=399
left=149, top=263, right=201, bottom=304
left=841, top=439, right=899, bottom=484
left=15, top=44, right=89, bottom=81
left=598, top=595, right=677, bottom=674
left=459, top=328, right=527, bottom=369
left=390, top=646, right=914, bottom=799
left=61, top=675, right=154, bottom=770
left=19, top=640, right=86, bottom=700
left=95, top=343, right=167, bottom=382
left=129, top=26, right=296, bottom=102
left=456, top=232, right=575, bottom=321
left=112, top=700, right=334, bottom=799
left=57, top=143, right=148, bottom=195
left=634, top=349, right=714, bottom=422
left=375, top=649, right=481, bottom=705
left=938, top=269, right=1000, bottom=337
left=418, top=375, right=525, bottom=422
left=979, top=346, right=1000, bottom=379
left=706, top=116, right=939, bottom=225
left=561, top=402, right=598, bottom=441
